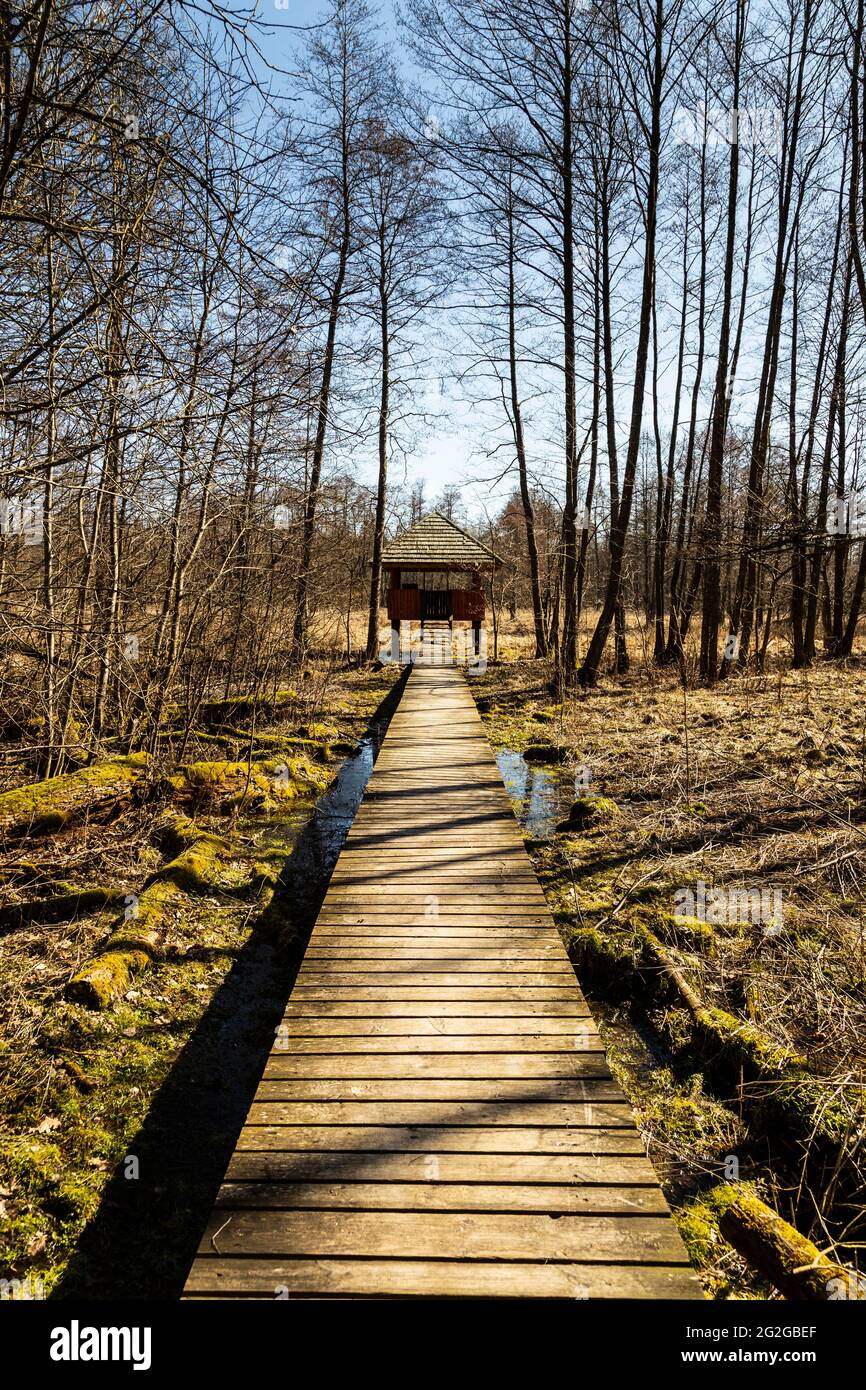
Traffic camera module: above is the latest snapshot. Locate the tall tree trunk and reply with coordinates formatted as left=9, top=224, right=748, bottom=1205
left=724, top=0, right=814, bottom=674
left=366, top=235, right=390, bottom=661
left=504, top=168, right=547, bottom=658
left=805, top=252, right=852, bottom=658
left=558, top=10, right=579, bottom=686
left=581, top=0, right=663, bottom=686
left=577, top=224, right=601, bottom=634
left=699, top=0, right=743, bottom=681
left=292, top=225, right=350, bottom=663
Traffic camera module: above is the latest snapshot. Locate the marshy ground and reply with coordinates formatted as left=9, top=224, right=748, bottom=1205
left=474, top=646, right=866, bottom=1297
left=1, top=626, right=864, bottom=1301
left=0, top=664, right=402, bottom=1296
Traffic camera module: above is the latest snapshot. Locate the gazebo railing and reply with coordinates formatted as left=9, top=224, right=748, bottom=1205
left=386, top=588, right=485, bottom=623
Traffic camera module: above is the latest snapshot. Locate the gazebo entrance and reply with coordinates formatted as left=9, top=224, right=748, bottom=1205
left=420, top=589, right=449, bottom=621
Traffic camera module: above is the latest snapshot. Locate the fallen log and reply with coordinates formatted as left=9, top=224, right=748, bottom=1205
left=66, top=815, right=283, bottom=1008
left=0, top=887, right=125, bottom=933
left=565, top=917, right=862, bottom=1154
left=0, top=753, right=149, bottom=842
left=64, top=878, right=179, bottom=1010
left=165, top=755, right=333, bottom=809
left=710, top=1186, right=864, bottom=1300
left=196, top=689, right=299, bottom=727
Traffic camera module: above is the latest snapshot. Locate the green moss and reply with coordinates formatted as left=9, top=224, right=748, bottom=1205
left=545, top=842, right=862, bottom=1154
left=691, top=1183, right=863, bottom=1299
left=564, top=923, right=642, bottom=995
left=653, top=911, right=715, bottom=953
left=0, top=887, right=124, bottom=931
left=673, top=1183, right=750, bottom=1272
left=197, top=689, right=300, bottom=726
left=66, top=821, right=229, bottom=1008
left=1, top=666, right=402, bottom=1292
left=532, top=705, right=562, bottom=723
left=297, top=721, right=339, bottom=742
left=693, top=1007, right=861, bottom=1148
left=179, top=760, right=238, bottom=787
left=171, top=755, right=333, bottom=811
left=66, top=936, right=159, bottom=1009
left=1, top=1134, right=62, bottom=1188
left=65, top=811, right=291, bottom=1010
left=0, top=753, right=149, bottom=839
left=257, top=756, right=333, bottom=800
left=694, top=1006, right=804, bottom=1075
left=675, top=1196, right=721, bottom=1268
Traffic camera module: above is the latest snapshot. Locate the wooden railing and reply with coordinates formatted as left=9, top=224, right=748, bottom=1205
left=452, top=588, right=485, bottom=621
left=386, top=588, right=486, bottom=622
left=387, top=588, right=420, bottom=621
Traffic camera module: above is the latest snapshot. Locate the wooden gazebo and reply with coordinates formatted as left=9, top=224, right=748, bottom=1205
left=378, top=512, right=502, bottom=655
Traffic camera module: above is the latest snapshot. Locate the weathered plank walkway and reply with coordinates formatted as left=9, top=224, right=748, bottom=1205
left=184, top=664, right=701, bottom=1298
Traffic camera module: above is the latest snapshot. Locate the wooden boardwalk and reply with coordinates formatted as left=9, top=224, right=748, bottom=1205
left=184, top=665, right=701, bottom=1299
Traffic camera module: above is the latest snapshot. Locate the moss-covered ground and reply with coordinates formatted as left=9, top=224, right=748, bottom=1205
left=0, top=663, right=400, bottom=1296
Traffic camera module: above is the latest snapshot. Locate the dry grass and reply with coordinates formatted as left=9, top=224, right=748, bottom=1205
left=473, top=613, right=866, bottom=1295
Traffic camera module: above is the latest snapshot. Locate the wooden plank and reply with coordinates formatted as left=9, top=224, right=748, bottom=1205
left=321, top=896, right=550, bottom=905
left=263, top=1054, right=608, bottom=1077
left=197, top=1210, right=690, bottom=1263
left=185, top=1258, right=702, bottom=1300
left=254, top=1077, right=619, bottom=1099
left=283, top=1001, right=593, bottom=1016
left=223, top=1152, right=658, bottom=1184
left=288, top=987, right=583, bottom=999
left=296, top=973, right=575, bottom=984
left=273, top=1037, right=603, bottom=1053
left=299, top=956, right=572, bottom=968
left=308, top=929, right=559, bottom=940
left=244, top=1102, right=636, bottom=1125
left=320, top=910, right=553, bottom=920
left=278, top=1017, right=595, bottom=1035
left=213, top=1182, right=670, bottom=1215
left=183, top=663, right=700, bottom=1300
left=233, top=1125, right=650, bottom=1154
left=304, top=945, right=565, bottom=956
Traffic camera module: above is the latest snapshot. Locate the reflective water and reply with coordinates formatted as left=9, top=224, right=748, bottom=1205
left=496, top=748, right=573, bottom=838
left=246, top=727, right=565, bottom=900
left=240, top=715, right=389, bottom=927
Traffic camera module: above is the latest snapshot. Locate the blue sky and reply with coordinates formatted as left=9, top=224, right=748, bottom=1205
left=254, top=0, right=519, bottom=515
left=242, top=0, right=862, bottom=536
left=249, top=0, right=812, bottom=528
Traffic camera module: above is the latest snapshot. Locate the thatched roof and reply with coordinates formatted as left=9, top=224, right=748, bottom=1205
left=379, top=512, right=501, bottom=569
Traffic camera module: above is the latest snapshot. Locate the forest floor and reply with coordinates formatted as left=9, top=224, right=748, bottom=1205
left=0, top=662, right=402, bottom=1297
left=471, top=645, right=866, bottom=1298
left=2, top=622, right=865, bottom=1302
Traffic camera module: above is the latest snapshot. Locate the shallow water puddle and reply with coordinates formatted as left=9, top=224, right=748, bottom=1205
left=495, top=748, right=574, bottom=837
left=240, top=724, right=385, bottom=902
